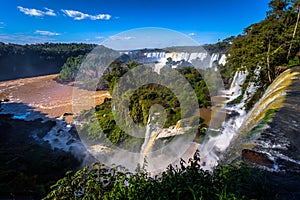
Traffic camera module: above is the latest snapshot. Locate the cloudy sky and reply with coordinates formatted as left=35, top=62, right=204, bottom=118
left=0, top=0, right=269, bottom=46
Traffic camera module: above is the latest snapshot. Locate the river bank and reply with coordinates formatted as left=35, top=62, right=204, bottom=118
left=0, top=74, right=110, bottom=198
left=0, top=74, right=110, bottom=122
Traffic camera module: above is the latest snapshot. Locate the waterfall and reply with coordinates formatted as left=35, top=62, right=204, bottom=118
left=140, top=115, right=152, bottom=154
left=129, top=49, right=226, bottom=70
left=209, top=53, right=219, bottom=68
left=225, top=70, right=248, bottom=101
left=198, top=67, right=261, bottom=170
left=144, top=52, right=166, bottom=59
left=223, top=67, right=300, bottom=171
left=243, top=68, right=298, bottom=130
left=140, top=114, right=153, bottom=165
left=218, top=54, right=226, bottom=66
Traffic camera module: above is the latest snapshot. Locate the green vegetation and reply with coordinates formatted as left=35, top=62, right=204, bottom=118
left=55, top=45, right=121, bottom=85
left=227, top=0, right=300, bottom=85
left=203, top=38, right=232, bottom=55
left=60, top=46, right=121, bottom=90
left=218, top=0, right=300, bottom=109
left=77, top=60, right=210, bottom=147
left=163, top=42, right=231, bottom=54
left=44, top=151, right=277, bottom=200
left=57, top=55, right=85, bottom=82
left=79, top=99, right=130, bottom=146
left=0, top=42, right=96, bottom=81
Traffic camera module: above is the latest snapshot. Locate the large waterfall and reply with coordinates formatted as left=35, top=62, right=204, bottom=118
left=222, top=67, right=300, bottom=172
left=123, top=49, right=226, bottom=69
left=197, top=68, right=251, bottom=170
left=138, top=65, right=300, bottom=173
left=195, top=66, right=300, bottom=172
left=140, top=115, right=153, bottom=165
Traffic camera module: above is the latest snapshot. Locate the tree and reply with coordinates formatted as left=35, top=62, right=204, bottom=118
left=287, top=0, right=300, bottom=60
left=267, top=0, right=291, bottom=18
left=227, top=0, right=300, bottom=84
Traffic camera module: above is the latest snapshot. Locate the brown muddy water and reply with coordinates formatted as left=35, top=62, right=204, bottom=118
left=0, top=74, right=110, bottom=122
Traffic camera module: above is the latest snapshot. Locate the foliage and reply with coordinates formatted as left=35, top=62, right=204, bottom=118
left=203, top=38, right=232, bottom=55
left=57, top=55, right=85, bottom=82
left=80, top=99, right=129, bottom=145
left=227, top=0, right=300, bottom=86
left=44, top=151, right=278, bottom=200
left=78, top=61, right=211, bottom=146
left=0, top=42, right=96, bottom=81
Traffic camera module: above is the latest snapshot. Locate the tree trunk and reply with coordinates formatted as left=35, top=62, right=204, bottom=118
left=287, top=4, right=300, bottom=61
left=267, top=40, right=272, bottom=83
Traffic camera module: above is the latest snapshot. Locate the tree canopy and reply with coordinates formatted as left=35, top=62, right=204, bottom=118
left=0, top=42, right=96, bottom=81
left=227, top=0, right=300, bottom=84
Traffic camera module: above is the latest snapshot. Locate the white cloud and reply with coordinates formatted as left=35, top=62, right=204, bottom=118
left=0, top=34, right=56, bottom=44
left=0, top=22, right=4, bottom=28
left=61, top=9, right=111, bottom=20
left=188, top=32, right=196, bottom=36
left=95, top=36, right=104, bottom=39
left=17, top=6, right=56, bottom=17
left=110, top=36, right=134, bottom=40
left=35, top=30, right=60, bottom=36
left=44, top=8, right=56, bottom=16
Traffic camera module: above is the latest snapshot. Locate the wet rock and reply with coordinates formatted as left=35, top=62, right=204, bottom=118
left=267, top=172, right=300, bottom=199
left=0, top=98, right=9, bottom=103
left=36, top=120, right=56, bottom=138
left=242, top=149, right=274, bottom=168
left=226, top=110, right=240, bottom=120
left=66, top=139, right=75, bottom=145
left=69, top=126, right=80, bottom=139
left=53, top=138, right=59, bottom=143
left=276, top=158, right=300, bottom=172
left=63, top=112, right=73, bottom=116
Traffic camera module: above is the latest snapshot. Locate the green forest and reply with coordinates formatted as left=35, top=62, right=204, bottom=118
left=0, top=42, right=95, bottom=81
left=77, top=60, right=210, bottom=150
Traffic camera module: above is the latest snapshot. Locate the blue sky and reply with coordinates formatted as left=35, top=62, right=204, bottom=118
left=0, top=0, right=270, bottom=46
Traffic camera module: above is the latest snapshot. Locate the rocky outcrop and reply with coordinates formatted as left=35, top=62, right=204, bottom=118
left=241, top=149, right=275, bottom=169
left=0, top=108, right=80, bottom=198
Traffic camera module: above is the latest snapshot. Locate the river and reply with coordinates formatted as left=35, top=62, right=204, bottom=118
left=0, top=74, right=110, bottom=122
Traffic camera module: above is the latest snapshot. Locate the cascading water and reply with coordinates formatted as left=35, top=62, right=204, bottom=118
left=225, top=70, right=248, bottom=100
left=197, top=67, right=261, bottom=170
left=140, top=114, right=153, bottom=165
left=133, top=67, right=254, bottom=171
left=223, top=67, right=300, bottom=172
left=126, top=50, right=226, bottom=69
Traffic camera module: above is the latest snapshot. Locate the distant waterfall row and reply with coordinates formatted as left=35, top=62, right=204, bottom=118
left=121, top=50, right=226, bottom=69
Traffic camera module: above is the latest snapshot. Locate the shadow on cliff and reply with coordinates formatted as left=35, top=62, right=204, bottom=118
left=0, top=102, right=80, bottom=199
